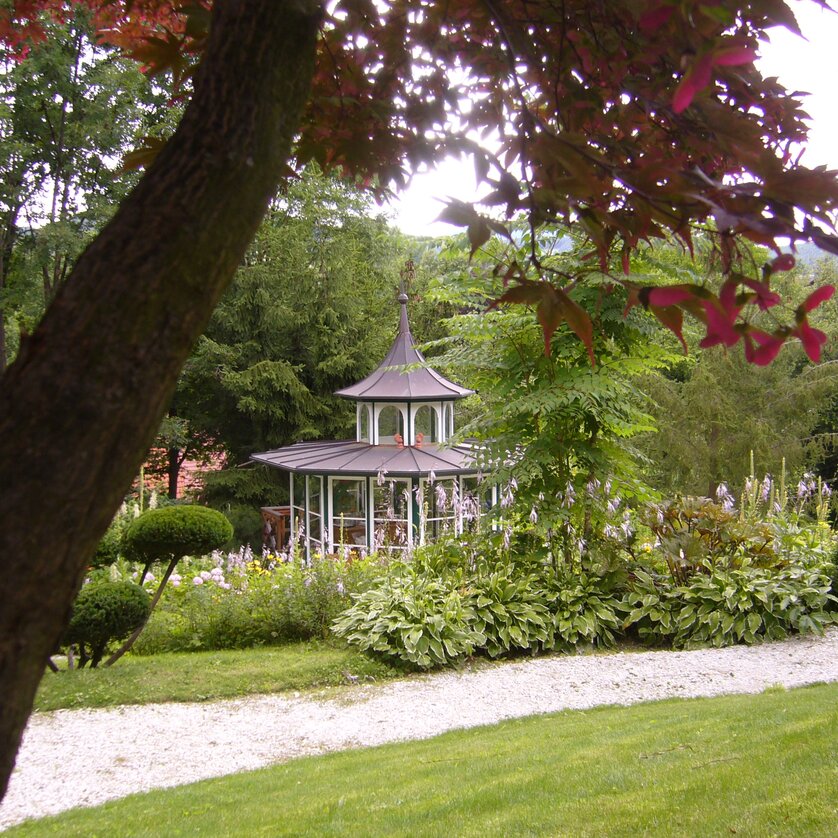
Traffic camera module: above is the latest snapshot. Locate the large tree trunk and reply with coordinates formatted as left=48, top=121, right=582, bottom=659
left=0, top=0, right=321, bottom=800
left=168, top=447, right=182, bottom=499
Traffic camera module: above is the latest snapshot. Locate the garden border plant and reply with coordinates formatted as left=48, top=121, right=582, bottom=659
left=104, top=504, right=232, bottom=665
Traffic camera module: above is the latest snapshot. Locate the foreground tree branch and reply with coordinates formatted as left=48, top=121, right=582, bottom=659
left=0, top=0, right=321, bottom=798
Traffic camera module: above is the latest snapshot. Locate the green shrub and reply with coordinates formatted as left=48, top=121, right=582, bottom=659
left=132, top=610, right=196, bottom=655
left=540, top=569, right=626, bottom=649
left=132, top=553, right=383, bottom=654
left=624, top=563, right=836, bottom=648
left=63, top=581, right=151, bottom=667
left=467, top=566, right=552, bottom=658
left=332, top=571, right=480, bottom=668
left=622, top=569, right=680, bottom=644
left=90, top=524, right=124, bottom=569
left=90, top=502, right=140, bottom=569
left=124, top=505, right=233, bottom=565
left=333, top=544, right=627, bottom=668
left=642, top=497, right=780, bottom=584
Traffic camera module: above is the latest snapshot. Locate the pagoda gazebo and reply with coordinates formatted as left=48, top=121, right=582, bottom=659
left=251, top=283, right=491, bottom=559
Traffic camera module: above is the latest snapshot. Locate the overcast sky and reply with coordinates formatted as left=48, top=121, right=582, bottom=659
left=387, top=0, right=838, bottom=238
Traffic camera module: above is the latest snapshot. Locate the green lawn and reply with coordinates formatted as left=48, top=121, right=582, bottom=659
left=35, top=642, right=403, bottom=711
left=10, top=683, right=837, bottom=837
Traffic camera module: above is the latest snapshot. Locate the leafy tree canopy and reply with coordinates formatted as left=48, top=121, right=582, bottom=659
left=6, top=0, right=837, bottom=364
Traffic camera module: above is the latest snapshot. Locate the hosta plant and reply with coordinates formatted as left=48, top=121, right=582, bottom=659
left=331, top=572, right=481, bottom=668
left=540, top=569, right=626, bottom=650
left=467, top=566, right=552, bottom=658
left=624, top=563, right=836, bottom=648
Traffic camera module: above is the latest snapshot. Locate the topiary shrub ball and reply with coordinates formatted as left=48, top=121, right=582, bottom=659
left=90, top=524, right=123, bottom=569
left=124, top=505, right=233, bottom=564
left=63, top=581, right=151, bottom=667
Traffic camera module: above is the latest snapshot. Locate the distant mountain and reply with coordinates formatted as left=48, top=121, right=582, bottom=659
left=792, top=241, right=838, bottom=271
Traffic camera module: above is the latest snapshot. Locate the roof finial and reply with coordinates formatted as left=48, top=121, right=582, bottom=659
left=398, top=258, right=414, bottom=302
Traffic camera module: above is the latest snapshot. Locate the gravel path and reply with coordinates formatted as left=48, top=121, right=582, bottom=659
left=2, top=628, right=837, bottom=830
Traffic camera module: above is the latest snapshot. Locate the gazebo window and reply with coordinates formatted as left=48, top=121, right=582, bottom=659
left=358, top=404, right=371, bottom=442
left=444, top=403, right=454, bottom=439
left=420, top=477, right=457, bottom=541
left=332, top=477, right=367, bottom=550
left=373, top=478, right=410, bottom=549
left=377, top=405, right=405, bottom=444
left=413, top=404, right=438, bottom=444
left=307, top=476, right=323, bottom=554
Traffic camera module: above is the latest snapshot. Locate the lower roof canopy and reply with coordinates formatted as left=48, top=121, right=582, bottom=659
left=251, top=440, right=479, bottom=478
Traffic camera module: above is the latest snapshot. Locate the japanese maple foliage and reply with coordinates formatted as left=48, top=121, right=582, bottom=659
left=5, top=0, right=838, bottom=363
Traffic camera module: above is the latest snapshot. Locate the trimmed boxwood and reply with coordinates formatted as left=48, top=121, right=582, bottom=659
left=64, top=581, right=151, bottom=667
left=103, top=505, right=232, bottom=666
left=124, top=505, right=233, bottom=565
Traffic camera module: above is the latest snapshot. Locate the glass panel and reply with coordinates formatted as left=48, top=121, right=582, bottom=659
left=378, top=405, right=405, bottom=444
left=373, top=479, right=410, bottom=549
left=460, top=476, right=487, bottom=532
left=332, top=478, right=367, bottom=548
left=358, top=404, right=370, bottom=442
left=422, top=478, right=457, bottom=540
left=414, top=405, right=437, bottom=444
left=308, top=477, right=323, bottom=552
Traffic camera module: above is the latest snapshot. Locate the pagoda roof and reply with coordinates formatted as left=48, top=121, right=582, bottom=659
left=334, top=293, right=473, bottom=402
left=251, top=439, right=479, bottom=477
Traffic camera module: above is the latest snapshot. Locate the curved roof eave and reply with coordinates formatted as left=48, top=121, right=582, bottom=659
left=334, top=294, right=473, bottom=401
left=250, top=440, right=481, bottom=478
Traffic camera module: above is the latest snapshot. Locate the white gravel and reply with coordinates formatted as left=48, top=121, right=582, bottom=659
left=2, top=628, right=837, bottom=830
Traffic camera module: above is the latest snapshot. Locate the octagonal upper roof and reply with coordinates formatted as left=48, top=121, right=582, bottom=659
left=334, top=293, right=473, bottom=402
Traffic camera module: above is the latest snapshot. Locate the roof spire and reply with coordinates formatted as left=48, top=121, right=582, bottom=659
left=333, top=257, right=473, bottom=402
left=398, top=258, right=414, bottom=303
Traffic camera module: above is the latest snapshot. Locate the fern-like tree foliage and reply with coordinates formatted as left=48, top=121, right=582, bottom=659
left=428, top=231, right=676, bottom=564
left=633, top=246, right=838, bottom=497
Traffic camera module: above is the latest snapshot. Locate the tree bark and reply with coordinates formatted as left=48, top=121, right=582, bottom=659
left=0, top=0, right=321, bottom=800
left=168, top=447, right=182, bottom=499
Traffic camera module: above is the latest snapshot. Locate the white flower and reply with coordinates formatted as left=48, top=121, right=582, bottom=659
left=503, top=526, right=513, bottom=551
left=500, top=485, right=515, bottom=508
left=435, top=482, right=448, bottom=510
left=192, top=576, right=204, bottom=586
left=716, top=483, right=735, bottom=511
left=529, top=506, right=538, bottom=524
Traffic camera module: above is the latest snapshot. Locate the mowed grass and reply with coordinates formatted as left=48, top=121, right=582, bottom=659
left=11, top=683, right=837, bottom=837
left=34, top=642, right=403, bottom=711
